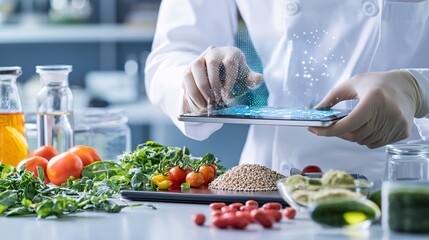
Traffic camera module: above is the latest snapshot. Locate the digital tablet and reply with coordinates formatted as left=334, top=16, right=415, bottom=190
left=178, top=105, right=350, bottom=127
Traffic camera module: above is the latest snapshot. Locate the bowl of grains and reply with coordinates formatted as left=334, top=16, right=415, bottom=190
left=276, top=169, right=374, bottom=212
left=209, top=164, right=285, bottom=192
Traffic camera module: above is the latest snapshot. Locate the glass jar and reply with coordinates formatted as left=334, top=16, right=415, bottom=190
left=382, top=181, right=429, bottom=233
left=36, top=65, right=74, bottom=153
left=385, top=144, right=429, bottom=181
left=0, top=66, right=28, bottom=167
left=74, top=108, right=131, bottom=161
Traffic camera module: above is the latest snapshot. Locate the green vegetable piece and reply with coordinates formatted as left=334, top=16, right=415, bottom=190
left=311, top=199, right=379, bottom=227
left=0, top=191, right=18, bottom=213
left=368, top=189, right=381, bottom=209
left=181, top=182, right=190, bottom=191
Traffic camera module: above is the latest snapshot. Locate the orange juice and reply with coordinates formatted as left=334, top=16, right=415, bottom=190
left=0, top=112, right=28, bottom=167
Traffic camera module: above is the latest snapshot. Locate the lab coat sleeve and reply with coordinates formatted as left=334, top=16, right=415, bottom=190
left=144, top=0, right=238, bottom=140
left=407, top=69, right=429, bottom=140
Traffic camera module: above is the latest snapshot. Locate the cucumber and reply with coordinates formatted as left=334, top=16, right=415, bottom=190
left=311, top=199, right=379, bottom=227
left=368, top=189, right=381, bottom=209
left=388, top=188, right=429, bottom=233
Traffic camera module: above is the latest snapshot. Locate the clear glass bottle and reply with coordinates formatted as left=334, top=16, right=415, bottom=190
left=36, top=65, right=74, bottom=153
left=74, top=108, right=131, bottom=161
left=0, top=66, right=29, bottom=167
left=385, top=144, right=429, bottom=181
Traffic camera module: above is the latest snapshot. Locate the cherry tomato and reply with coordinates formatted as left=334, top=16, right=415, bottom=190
left=209, top=202, right=226, bottom=210
left=212, top=216, right=229, bottom=229
left=68, top=145, right=101, bottom=167
left=28, top=145, right=59, bottom=161
left=185, top=172, right=204, bottom=187
left=209, top=164, right=218, bottom=176
left=245, top=200, right=259, bottom=208
left=250, top=209, right=273, bottom=229
left=283, top=207, right=297, bottom=219
left=262, top=202, right=282, bottom=211
left=46, top=152, right=83, bottom=186
left=301, top=165, right=322, bottom=175
left=199, top=165, right=215, bottom=184
left=17, top=156, right=50, bottom=183
left=264, top=210, right=282, bottom=222
left=168, top=166, right=189, bottom=186
left=193, top=213, right=206, bottom=226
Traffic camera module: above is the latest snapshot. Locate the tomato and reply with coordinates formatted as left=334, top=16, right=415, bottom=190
left=301, top=165, right=322, bottom=175
left=209, top=164, right=217, bottom=177
left=250, top=209, right=273, bottom=228
left=17, top=156, right=50, bottom=183
left=199, top=165, right=215, bottom=184
left=168, top=166, right=189, bottom=186
left=46, top=152, right=83, bottom=186
left=68, top=145, right=101, bottom=167
left=283, top=207, right=297, bottom=219
left=28, top=145, right=59, bottom=160
left=193, top=213, right=206, bottom=226
left=185, top=172, right=204, bottom=187
left=209, top=202, right=226, bottom=210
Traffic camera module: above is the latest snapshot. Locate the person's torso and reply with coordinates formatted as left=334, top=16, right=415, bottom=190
left=235, top=0, right=429, bottom=182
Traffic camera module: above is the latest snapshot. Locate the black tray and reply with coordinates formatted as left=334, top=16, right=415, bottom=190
left=121, top=188, right=287, bottom=206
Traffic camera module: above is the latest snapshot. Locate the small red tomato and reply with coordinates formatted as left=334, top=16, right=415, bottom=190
left=29, top=145, right=59, bottom=160
left=245, top=200, right=259, bottom=208
left=212, top=216, right=229, bottom=229
left=193, top=213, right=206, bottom=226
left=168, top=166, right=189, bottom=186
left=68, top=145, right=101, bottom=167
left=209, top=164, right=217, bottom=176
left=17, top=156, right=50, bottom=183
left=47, top=152, right=83, bottom=186
left=262, top=202, right=282, bottom=211
left=250, top=209, right=273, bottom=229
left=185, top=172, right=204, bottom=187
left=283, top=207, right=297, bottom=219
left=209, top=202, right=226, bottom=210
left=199, top=165, right=215, bottom=184
left=301, top=165, right=322, bottom=175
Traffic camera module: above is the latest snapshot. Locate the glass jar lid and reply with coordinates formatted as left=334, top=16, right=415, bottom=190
left=0, top=66, right=22, bottom=79
left=36, top=65, right=72, bottom=72
left=386, top=144, right=429, bottom=156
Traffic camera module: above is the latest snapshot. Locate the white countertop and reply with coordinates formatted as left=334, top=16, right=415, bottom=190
left=1, top=200, right=427, bottom=240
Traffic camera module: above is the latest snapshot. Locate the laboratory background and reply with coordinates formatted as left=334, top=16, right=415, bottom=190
left=0, top=0, right=249, bottom=169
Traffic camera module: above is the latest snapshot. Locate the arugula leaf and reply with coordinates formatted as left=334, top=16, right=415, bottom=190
left=0, top=190, right=18, bottom=213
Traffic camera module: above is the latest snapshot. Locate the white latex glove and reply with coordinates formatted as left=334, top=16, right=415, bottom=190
left=183, top=46, right=263, bottom=113
left=308, top=70, right=424, bottom=149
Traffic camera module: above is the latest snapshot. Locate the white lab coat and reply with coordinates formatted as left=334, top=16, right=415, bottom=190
left=145, top=0, right=429, bottom=182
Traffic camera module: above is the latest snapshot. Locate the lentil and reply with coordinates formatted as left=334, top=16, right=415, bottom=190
left=209, top=164, right=285, bottom=191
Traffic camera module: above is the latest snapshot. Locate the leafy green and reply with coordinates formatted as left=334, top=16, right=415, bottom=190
left=0, top=140, right=223, bottom=218
left=0, top=164, right=131, bottom=218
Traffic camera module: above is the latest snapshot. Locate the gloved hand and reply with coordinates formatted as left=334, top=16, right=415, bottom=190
left=308, top=70, right=424, bottom=149
left=183, top=46, right=263, bottom=113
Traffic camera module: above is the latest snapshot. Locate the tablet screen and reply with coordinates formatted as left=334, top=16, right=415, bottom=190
left=178, top=105, right=349, bottom=127
left=209, top=106, right=345, bottom=120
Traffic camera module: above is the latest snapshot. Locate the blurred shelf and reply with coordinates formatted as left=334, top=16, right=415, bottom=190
left=0, top=24, right=155, bottom=43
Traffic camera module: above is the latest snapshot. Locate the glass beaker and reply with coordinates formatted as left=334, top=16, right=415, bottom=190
left=0, top=66, right=29, bottom=167
left=385, top=144, right=429, bottom=181
left=74, top=108, right=131, bottom=161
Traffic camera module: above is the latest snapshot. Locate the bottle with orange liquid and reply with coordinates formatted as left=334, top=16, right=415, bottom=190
left=0, top=66, right=29, bottom=167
